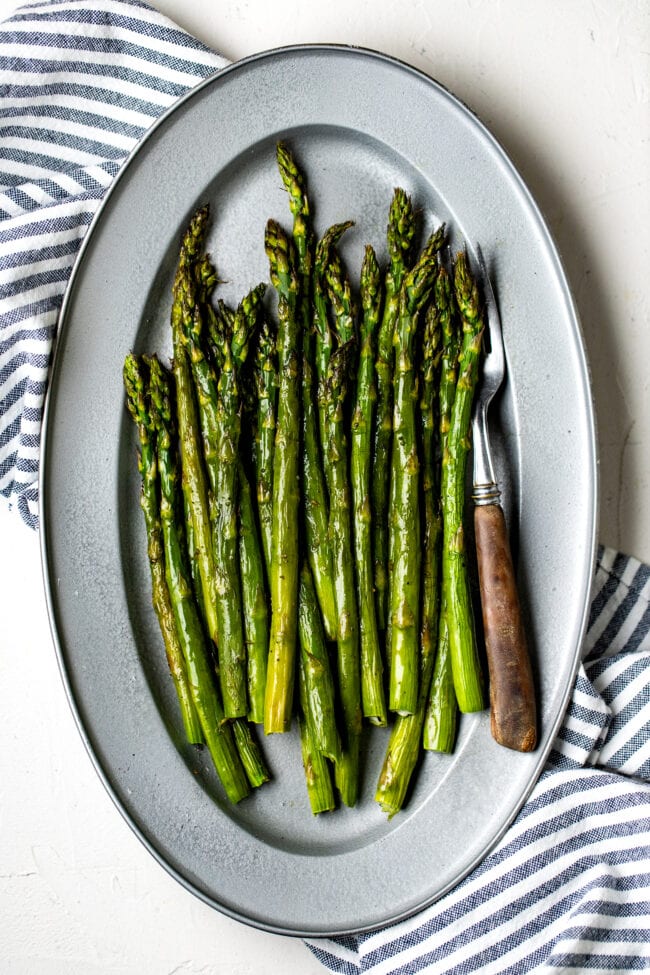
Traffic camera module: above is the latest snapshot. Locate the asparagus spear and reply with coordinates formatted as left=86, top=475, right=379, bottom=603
left=180, top=289, right=247, bottom=720
left=238, top=460, right=269, bottom=725
left=352, top=244, right=386, bottom=726
left=123, top=354, right=203, bottom=745
left=147, top=355, right=250, bottom=804
left=275, top=147, right=342, bottom=778
left=194, top=252, right=219, bottom=313
left=443, top=251, right=485, bottom=713
left=419, top=303, right=443, bottom=701
left=302, top=345, right=338, bottom=642
left=375, top=304, right=442, bottom=816
left=298, top=653, right=336, bottom=815
left=373, top=189, right=416, bottom=631
left=231, top=282, right=267, bottom=369
left=312, top=220, right=354, bottom=488
left=151, top=354, right=270, bottom=787
left=170, top=208, right=219, bottom=652
left=264, top=219, right=301, bottom=734
left=424, top=264, right=461, bottom=750
left=278, top=142, right=337, bottom=640
left=313, top=222, right=355, bottom=378
left=228, top=289, right=273, bottom=724
left=297, top=562, right=341, bottom=763
left=231, top=718, right=270, bottom=789
left=254, top=317, right=277, bottom=579
left=217, top=298, right=236, bottom=331
left=325, top=247, right=356, bottom=346
left=324, top=342, right=362, bottom=807
left=423, top=612, right=458, bottom=751
left=276, top=141, right=312, bottom=326
left=183, top=489, right=207, bottom=624
left=194, top=253, right=229, bottom=380
left=181, top=321, right=270, bottom=778
left=436, top=264, right=462, bottom=450
left=389, top=227, right=445, bottom=716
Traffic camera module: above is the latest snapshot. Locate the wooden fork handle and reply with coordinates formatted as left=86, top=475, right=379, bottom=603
left=474, top=503, right=537, bottom=752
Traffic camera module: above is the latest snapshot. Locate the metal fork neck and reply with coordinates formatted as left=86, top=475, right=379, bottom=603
left=473, top=480, right=502, bottom=506
left=473, top=402, right=501, bottom=506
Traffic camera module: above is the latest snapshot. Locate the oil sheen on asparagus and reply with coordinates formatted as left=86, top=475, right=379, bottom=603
left=122, top=141, right=514, bottom=818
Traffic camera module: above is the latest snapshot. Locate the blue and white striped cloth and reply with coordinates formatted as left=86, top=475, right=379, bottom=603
left=0, top=0, right=224, bottom=527
left=1, top=3, right=648, bottom=971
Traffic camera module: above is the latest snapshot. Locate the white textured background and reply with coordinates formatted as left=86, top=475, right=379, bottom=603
left=0, top=1, right=648, bottom=972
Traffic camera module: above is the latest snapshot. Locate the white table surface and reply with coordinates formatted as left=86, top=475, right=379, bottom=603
left=0, top=1, right=648, bottom=972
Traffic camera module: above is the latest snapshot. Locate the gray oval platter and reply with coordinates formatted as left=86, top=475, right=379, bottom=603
left=40, top=45, right=598, bottom=937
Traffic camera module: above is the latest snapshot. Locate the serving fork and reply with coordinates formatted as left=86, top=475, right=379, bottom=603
left=472, top=246, right=537, bottom=753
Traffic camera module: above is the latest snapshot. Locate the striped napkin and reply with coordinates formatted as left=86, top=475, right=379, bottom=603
left=0, top=0, right=224, bottom=527
left=1, top=3, right=648, bottom=972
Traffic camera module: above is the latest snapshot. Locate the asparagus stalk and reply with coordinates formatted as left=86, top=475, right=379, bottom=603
left=183, top=489, right=207, bottom=624
left=123, top=354, right=203, bottom=745
left=194, top=252, right=219, bottom=315
left=375, top=304, right=442, bottom=816
left=352, top=244, right=386, bottom=726
left=217, top=299, right=236, bottom=332
left=238, top=460, right=269, bottom=725
left=302, top=345, right=338, bottom=642
left=423, top=610, right=458, bottom=751
left=254, top=317, right=277, bottom=579
left=276, top=141, right=312, bottom=327
left=147, top=355, right=250, bottom=804
left=218, top=286, right=267, bottom=673
left=419, top=303, right=443, bottom=701
left=231, top=282, right=267, bottom=369
left=194, top=254, right=230, bottom=381
left=298, top=653, right=336, bottom=815
left=213, top=322, right=249, bottom=719
left=324, top=342, right=362, bottom=807
left=436, top=264, right=462, bottom=450
left=325, top=248, right=356, bottom=346
left=264, top=219, right=301, bottom=734
left=170, top=208, right=219, bottom=652
left=231, top=287, right=266, bottom=490
left=389, top=227, right=445, bottom=715
left=373, top=189, right=416, bottom=631
left=231, top=718, right=270, bottom=789
left=443, top=251, right=485, bottom=713
left=179, top=289, right=247, bottom=720
left=182, top=310, right=270, bottom=777
left=313, top=222, right=355, bottom=379
left=278, top=142, right=337, bottom=640
left=312, top=220, right=354, bottom=487
left=424, top=264, right=461, bottom=750
left=297, top=562, right=341, bottom=763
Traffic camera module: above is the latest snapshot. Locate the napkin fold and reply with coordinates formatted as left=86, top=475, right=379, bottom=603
left=1, top=3, right=648, bottom=973
left=0, top=0, right=224, bottom=527
left=307, top=546, right=650, bottom=973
